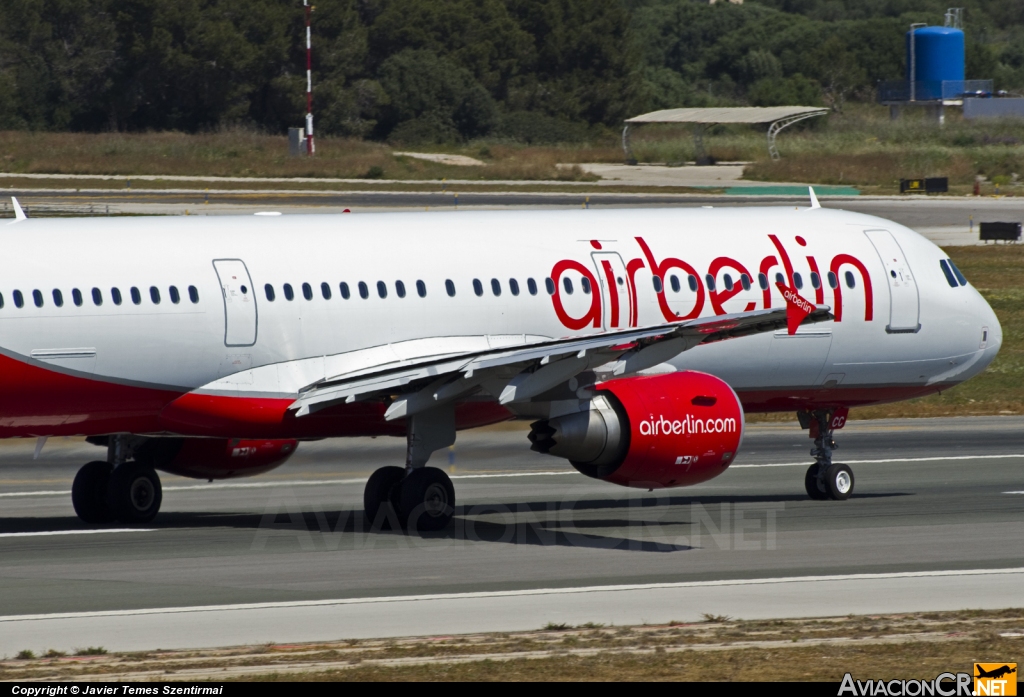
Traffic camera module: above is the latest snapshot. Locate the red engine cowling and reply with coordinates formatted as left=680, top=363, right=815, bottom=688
left=528, top=371, right=743, bottom=489
left=134, top=438, right=298, bottom=480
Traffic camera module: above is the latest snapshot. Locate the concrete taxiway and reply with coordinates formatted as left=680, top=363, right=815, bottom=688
left=0, top=416, right=1022, bottom=654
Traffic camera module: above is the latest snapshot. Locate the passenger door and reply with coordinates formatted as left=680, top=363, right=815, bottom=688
left=864, top=229, right=920, bottom=333
left=212, top=259, right=257, bottom=346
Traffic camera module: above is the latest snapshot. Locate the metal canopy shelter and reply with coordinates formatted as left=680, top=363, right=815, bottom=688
left=623, top=106, right=828, bottom=163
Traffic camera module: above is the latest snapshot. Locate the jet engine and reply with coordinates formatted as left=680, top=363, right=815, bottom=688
left=133, top=437, right=298, bottom=480
left=528, top=371, right=743, bottom=489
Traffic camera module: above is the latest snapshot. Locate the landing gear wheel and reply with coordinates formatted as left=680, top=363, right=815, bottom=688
left=107, top=464, right=162, bottom=523
left=823, top=463, right=854, bottom=501
left=804, top=464, right=829, bottom=500
left=72, top=461, right=115, bottom=524
left=363, top=466, right=405, bottom=528
left=396, top=467, right=455, bottom=532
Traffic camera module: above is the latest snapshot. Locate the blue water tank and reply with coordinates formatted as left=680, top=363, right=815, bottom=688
left=906, top=26, right=965, bottom=100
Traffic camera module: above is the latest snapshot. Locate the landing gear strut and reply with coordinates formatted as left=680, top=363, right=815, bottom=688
left=800, top=410, right=854, bottom=501
left=363, top=404, right=457, bottom=532
left=71, top=435, right=163, bottom=524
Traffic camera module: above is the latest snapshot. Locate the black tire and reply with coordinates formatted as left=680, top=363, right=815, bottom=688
left=823, top=463, right=854, bottom=501
left=108, top=464, right=162, bottom=523
left=396, top=467, right=455, bottom=533
left=72, top=461, right=115, bottom=524
left=804, top=464, right=829, bottom=500
left=363, top=466, right=406, bottom=528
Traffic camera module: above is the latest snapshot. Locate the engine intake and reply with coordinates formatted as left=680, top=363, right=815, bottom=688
left=529, top=371, right=744, bottom=489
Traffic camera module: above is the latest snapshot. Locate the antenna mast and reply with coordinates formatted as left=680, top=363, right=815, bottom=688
left=304, top=0, right=315, bottom=155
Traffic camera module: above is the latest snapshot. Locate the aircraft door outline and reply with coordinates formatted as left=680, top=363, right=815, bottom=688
left=212, top=259, right=258, bottom=347
left=863, top=229, right=920, bottom=333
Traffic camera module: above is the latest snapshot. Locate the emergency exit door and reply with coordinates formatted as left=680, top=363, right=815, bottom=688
left=213, top=259, right=258, bottom=346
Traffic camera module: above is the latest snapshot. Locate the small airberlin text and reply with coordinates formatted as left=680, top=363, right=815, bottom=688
left=838, top=673, right=972, bottom=697
left=639, top=414, right=738, bottom=436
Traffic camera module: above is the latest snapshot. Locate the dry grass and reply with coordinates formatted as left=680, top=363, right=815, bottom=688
left=0, top=131, right=614, bottom=181
left=3, top=609, right=1021, bottom=682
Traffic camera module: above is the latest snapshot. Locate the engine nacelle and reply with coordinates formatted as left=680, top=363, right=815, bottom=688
left=529, top=371, right=743, bottom=489
left=134, top=438, right=298, bottom=480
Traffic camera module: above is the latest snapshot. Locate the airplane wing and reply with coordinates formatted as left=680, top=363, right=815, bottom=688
left=288, top=302, right=833, bottom=419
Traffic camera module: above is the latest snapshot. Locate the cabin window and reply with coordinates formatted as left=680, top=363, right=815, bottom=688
left=509, top=278, right=520, bottom=296
left=844, top=271, right=856, bottom=289
left=72, top=289, right=83, bottom=306
left=793, top=273, right=804, bottom=290
left=445, top=279, right=456, bottom=297
left=689, top=275, right=699, bottom=292
left=775, top=272, right=785, bottom=286
left=169, top=286, right=181, bottom=304
left=52, top=289, right=63, bottom=307
left=339, top=282, right=350, bottom=299
left=111, top=288, right=122, bottom=305
left=563, top=277, right=574, bottom=295
left=545, top=278, right=555, bottom=295
left=283, top=283, right=294, bottom=301
left=705, top=274, right=715, bottom=291
left=740, top=274, right=751, bottom=291
left=376, top=281, right=387, bottom=299
left=669, top=275, right=680, bottom=293
left=581, top=277, right=592, bottom=294
left=395, top=280, right=406, bottom=298
left=33, top=290, right=43, bottom=307
left=416, top=280, right=427, bottom=297
left=150, top=286, right=161, bottom=304
left=491, top=278, right=501, bottom=296
left=302, top=283, right=313, bottom=301
left=265, top=284, right=276, bottom=301
left=827, top=272, right=839, bottom=289
left=723, top=274, right=734, bottom=291
left=652, top=276, right=663, bottom=293
left=358, top=282, right=369, bottom=299
left=0, top=293, right=4, bottom=309
left=131, top=287, right=142, bottom=305
left=13, top=290, right=23, bottom=308
left=92, top=287, right=103, bottom=306
left=810, top=272, right=821, bottom=289
left=949, top=260, right=968, bottom=286
left=473, top=279, right=484, bottom=296
left=188, top=286, right=199, bottom=303
left=321, top=282, right=332, bottom=300
left=758, top=273, right=768, bottom=290
left=527, top=278, right=538, bottom=295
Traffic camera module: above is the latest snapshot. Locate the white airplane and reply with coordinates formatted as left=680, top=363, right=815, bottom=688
left=0, top=194, right=1001, bottom=530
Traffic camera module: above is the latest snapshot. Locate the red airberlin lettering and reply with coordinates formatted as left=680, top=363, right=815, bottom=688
left=547, top=236, right=872, bottom=331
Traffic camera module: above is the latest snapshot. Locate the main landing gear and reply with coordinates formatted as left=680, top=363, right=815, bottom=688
left=799, top=409, right=855, bottom=501
left=363, top=404, right=457, bottom=532
left=71, top=436, right=163, bottom=524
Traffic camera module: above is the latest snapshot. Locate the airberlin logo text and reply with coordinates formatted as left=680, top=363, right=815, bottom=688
left=781, top=285, right=815, bottom=314
left=639, top=414, right=738, bottom=436
left=548, top=235, right=874, bottom=331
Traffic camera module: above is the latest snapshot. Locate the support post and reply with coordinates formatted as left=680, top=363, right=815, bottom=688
left=767, top=110, right=828, bottom=161
left=622, top=124, right=636, bottom=165
left=304, top=0, right=315, bottom=156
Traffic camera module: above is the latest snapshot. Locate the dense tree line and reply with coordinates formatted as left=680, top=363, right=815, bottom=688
left=1, top=0, right=1022, bottom=141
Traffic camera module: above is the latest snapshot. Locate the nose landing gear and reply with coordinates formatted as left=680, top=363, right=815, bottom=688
left=71, top=436, right=163, bottom=524
left=800, top=409, right=855, bottom=501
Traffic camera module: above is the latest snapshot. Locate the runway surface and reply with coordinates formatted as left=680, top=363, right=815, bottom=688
left=1, top=416, right=1022, bottom=653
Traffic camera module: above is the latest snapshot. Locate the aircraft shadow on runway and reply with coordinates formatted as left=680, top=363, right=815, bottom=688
left=0, top=492, right=908, bottom=552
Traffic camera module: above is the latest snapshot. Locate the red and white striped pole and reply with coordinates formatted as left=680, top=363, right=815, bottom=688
left=304, top=0, right=314, bottom=155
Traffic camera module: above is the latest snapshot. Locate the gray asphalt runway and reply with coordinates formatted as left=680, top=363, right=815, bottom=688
left=5, top=188, right=1024, bottom=234
left=1, top=416, right=1022, bottom=653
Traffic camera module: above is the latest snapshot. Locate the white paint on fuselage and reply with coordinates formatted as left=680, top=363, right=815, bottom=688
left=0, top=207, right=1001, bottom=397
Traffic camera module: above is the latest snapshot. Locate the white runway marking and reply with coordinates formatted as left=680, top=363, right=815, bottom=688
left=0, top=529, right=155, bottom=538
left=731, top=453, right=1024, bottom=468
left=2, top=566, right=1021, bottom=623
left=3, top=454, right=1022, bottom=498
left=1004, top=491, right=1024, bottom=495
